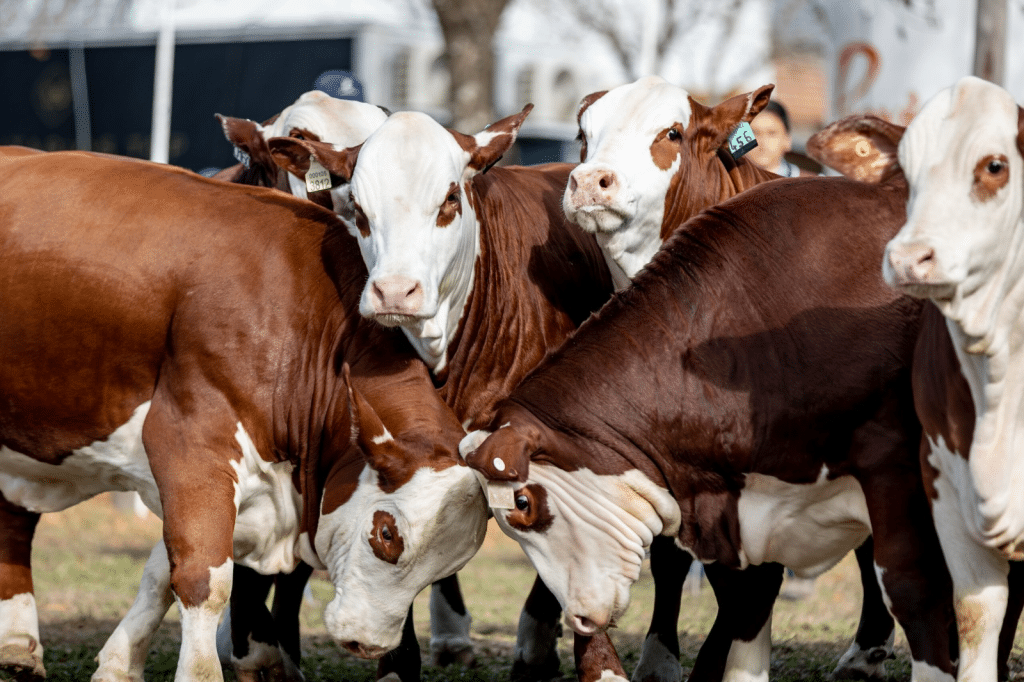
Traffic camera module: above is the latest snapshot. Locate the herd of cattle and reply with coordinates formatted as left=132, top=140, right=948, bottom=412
left=0, top=72, right=1021, bottom=682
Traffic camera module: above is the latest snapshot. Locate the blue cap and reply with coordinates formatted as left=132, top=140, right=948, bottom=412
left=314, top=70, right=364, bottom=101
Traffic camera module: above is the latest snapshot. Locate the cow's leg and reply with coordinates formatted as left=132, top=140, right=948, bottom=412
left=689, top=562, right=781, bottom=682
left=831, top=538, right=896, bottom=680
left=429, top=573, right=475, bottom=667
left=217, top=564, right=305, bottom=682
left=94, top=542, right=175, bottom=682
left=270, top=562, right=314, bottom=674
left=631, top=536, right=688, bottom=682
left=996, top=561, right=1024, bottom=681
left=575, top=633, right=627, bottom=682
left=864, top=470, right=957, bottom=682
left=376, top=605, right=420, bottom=682
left=924, top=475, right=1007, bottom=682
left=510, top=575, right=564, bottom=681
left=0, top=494, right=44, bottom=682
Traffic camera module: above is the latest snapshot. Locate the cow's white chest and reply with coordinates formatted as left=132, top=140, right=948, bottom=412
left=0, top=402, right=160, bottom=514
left=0, top=402, right=303, bottom=574
left=735, top=468, right=871, bottom=576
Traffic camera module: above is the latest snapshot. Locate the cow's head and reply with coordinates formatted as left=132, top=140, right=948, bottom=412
left=310, top=366, right=487, bottom=657
left=564, top=75, right=773, bottom=283
left=295, top=107, right=533, bottom=370
left=884, top=76, right=1024, bottom=342
left=218, top=90, right=388, bottom=211
left=459, top=410, right=679, bottom=637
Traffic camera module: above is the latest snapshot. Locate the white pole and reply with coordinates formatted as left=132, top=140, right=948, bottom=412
left=150, top=0, right=176, bottom=163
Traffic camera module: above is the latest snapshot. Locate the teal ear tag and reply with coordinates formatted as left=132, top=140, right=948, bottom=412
left=727, top=121, right=758, bottom=160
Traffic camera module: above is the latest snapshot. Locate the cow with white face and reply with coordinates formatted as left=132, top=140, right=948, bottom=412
left=883, top=76, right=1024, bottom=682
left=279, top=110, right=623, bottom=679
left=564, top=75, right=776, bottom=288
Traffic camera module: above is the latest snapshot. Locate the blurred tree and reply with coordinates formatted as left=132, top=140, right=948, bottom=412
left=431, top=0, right=514, bottom=132
left=529, top=0, right=752, bottom=90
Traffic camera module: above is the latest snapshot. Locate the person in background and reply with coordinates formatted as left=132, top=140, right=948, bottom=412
left=748, top=100, right=817, bottom=178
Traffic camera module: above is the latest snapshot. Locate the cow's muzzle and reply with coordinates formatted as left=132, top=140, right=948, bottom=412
left=885, top=242, right=956, bottom=300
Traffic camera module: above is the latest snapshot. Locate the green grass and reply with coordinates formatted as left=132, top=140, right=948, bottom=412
left=26, top=495, right=1024, bottom=681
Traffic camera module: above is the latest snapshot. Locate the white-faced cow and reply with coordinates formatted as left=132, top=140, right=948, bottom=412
left=280, top=107, right=618, bottom=679
left=562, top=76, right=897, bottom=682
left=462, top=140, right=961, bottom=682
left=882, top=76, right=1024, bottom=682
left=0, top=148, right=488, bottom=682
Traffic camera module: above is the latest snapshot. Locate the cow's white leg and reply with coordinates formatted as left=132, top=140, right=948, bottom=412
left=930, top=485, right=1008, bottom=682
left=722, top=615, right=771, bottom=682
left=175, top=559, right=234, bottom=682
left=832, top=629, right=894, bottom=680
left=0, top=593, right=44, bottom=680
left=94, top=542, right=174, bottom=682
left=428, top=575, right=474, bottom=667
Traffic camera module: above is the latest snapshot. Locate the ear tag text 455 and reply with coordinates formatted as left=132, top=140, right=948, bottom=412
left=306, top=158, right=332, bottom=193
left=727, top=122, right=758, bottom=160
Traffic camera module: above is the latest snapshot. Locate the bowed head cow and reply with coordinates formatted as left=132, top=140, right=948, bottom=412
left=562, top=75, right=898, bottom=682
left=0, top=148, right=487, bottom=682
left=462, top=126, right=960, bottom=682
left=882, top=76, right=1024, bottom=682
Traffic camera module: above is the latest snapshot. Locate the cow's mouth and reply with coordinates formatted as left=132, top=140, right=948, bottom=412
left=342, top=641, right=390, bottom=660
left=569, top=205, right=630, bottom=234
left=372, top=312, right=422, bottom=328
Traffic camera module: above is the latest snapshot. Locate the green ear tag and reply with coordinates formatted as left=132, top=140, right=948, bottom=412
left=727, top=122, right=758, bottom=160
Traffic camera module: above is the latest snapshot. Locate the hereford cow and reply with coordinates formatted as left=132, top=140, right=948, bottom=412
left=218, top=95, right=483, bottom=681
left=562, top=75, right=897, bottom=682
left=0, top=149, right=487, bottom=682
left=882, top=76, right=1024, bottom=682
left=271, top=107, right=620, bottom=679
left=462, top=153, right=960, bottom=682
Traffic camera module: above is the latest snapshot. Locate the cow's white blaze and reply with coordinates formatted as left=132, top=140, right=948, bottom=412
left=489, top=465, right=678, bottom=636
left=734, top=468, right=871, bottom=574
left=315, top=463, right=487, bottom=652
left=565, top=75, right=693, bottom=286
left=348, top=112, right=480, bottom=371
left=885, top=77, right=1024, bottom=557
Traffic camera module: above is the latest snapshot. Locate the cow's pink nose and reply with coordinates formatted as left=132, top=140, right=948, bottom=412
left=889, top=244, right=936, bottom=286
left=370, top=276, right=424, bottom=316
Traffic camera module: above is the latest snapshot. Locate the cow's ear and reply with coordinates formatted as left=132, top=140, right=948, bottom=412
left=216, top=114, right=277, bottom=181
left=688, top=84, right=775, bottom=152
left=806, top=114, right=905, bottom=184
left=268, top=136, right=312, bottom=177
left=343, top=364, right=407, bottom=490
left=461, top=421, right=541, bottom=483
left=451, top=104, right=534, bottom=175
left=269, top=137, right=360, bottom=185
left=1016, top=106, right=1024, bottom=162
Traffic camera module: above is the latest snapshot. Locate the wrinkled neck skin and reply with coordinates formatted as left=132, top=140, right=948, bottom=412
left=399, top=189, right=480, bottom=374
left=941, top=240, right=1024, bottom=552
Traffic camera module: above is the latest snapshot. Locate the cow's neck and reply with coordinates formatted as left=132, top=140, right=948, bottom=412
left=400, top=204, right=479, bottom=374
left=596, top=229, right=661, bottom=289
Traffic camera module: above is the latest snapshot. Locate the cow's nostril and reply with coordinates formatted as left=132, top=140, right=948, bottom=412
left=569, top=175, right=578, bottom=193
left=599, top=174, right=614, bottom=189
left=371, top=282, right=385, bottom=303
left=916, top=248, right=935, bottom=265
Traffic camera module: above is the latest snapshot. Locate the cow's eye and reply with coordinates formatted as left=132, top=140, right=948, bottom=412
left=987, top=159, right=1006, bottom=175
left=381, top=526, right=393, bottom=542
left=292, top=132, right=305, bottom=140
left=447, top=192, right=459, bottom=204
left=667, top=128, right=681, bottom=141
left=515, top=494, right=530, bottom=511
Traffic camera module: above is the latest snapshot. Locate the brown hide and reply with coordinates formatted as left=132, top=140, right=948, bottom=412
left=438, top=162, right=614, bottom=429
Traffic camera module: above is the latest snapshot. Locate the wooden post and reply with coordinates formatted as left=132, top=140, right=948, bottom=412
left=973, top=0, right=1006, bottom=85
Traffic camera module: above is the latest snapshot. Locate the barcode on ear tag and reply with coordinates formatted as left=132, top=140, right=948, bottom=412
left=305, top=158, right=332, bottom=193
left=727, top=121, right=758, bottom=160
left=487, top=481, right=516, bottom=510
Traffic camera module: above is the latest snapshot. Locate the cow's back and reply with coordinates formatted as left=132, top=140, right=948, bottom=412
left=0, top=149, right=355, bottom=464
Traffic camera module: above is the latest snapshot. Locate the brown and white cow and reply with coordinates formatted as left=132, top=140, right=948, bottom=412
left=882, top=76, right=1024, bottom=682
left=462, top=154, right=960, bottom=682
left=0, top=148, right=487, bottom=682
left=563, top=76, right=897, bottom=682
left=278, top=107, right=617, bottom=679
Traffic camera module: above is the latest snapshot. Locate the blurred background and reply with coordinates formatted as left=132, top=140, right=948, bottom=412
left=1, top=0, right=1021, bottom=173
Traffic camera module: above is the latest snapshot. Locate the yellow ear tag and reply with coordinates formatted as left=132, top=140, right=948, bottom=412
left=305, top=158, right=332, bottom=193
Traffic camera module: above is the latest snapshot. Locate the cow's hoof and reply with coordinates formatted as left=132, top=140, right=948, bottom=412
left=510, top=652, right=563, bottom=682
left=377, top=674, right=402, bottom=682
left=0, top=644, right=46, bottom=682
left=430, top=644, right=475, bottom=669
